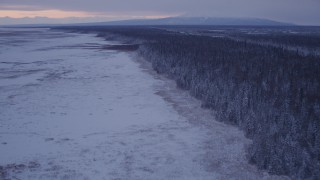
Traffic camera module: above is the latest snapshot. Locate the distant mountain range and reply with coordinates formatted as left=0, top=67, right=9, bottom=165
left=1, top=16, right=294, bottom=27
left=89, top=17, right=294, bottom=26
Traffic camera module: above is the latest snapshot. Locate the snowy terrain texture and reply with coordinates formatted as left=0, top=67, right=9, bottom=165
left=0, top=28, right=286, bottom=179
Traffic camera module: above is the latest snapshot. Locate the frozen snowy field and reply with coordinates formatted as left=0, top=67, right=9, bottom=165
left=0, top=28, right=285, bottom=179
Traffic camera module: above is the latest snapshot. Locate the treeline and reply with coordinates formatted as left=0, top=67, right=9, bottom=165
left=237, top=33, right=320, bottom=54
left=140, top=34, right=320, bottom=179
left=194, top=27, right=320, bottom=55
left=139, top=34, right=320, bottom=178
left=244, top=34, right=320, bottom=47
left=57, top=26, right=320, bottom=178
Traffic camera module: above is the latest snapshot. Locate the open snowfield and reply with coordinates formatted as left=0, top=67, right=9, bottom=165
left=0, top=28, right=286, bottom=179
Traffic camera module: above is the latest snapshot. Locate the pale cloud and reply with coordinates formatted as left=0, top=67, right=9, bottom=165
left=0, top=9, right=96, bottom=18
left=0, top=5, right=45, bottom=11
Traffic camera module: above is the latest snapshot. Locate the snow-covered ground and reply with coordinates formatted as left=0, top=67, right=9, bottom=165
left=0, top=28, right=286, bottom=179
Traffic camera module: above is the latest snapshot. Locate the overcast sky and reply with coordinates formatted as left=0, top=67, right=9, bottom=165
left=0, top=0, right=320, bottom=25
